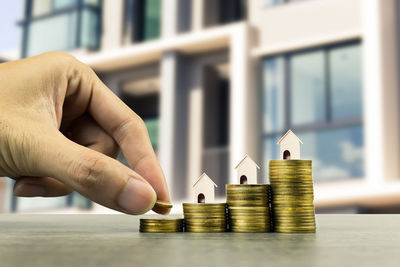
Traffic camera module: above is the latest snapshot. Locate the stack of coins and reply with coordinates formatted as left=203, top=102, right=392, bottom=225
left=139, top=218, right=184, bottom=233
left=269, top=160, right=316, bottom=233
left=183, top=203, right=227, bottom=232
left=226, top=184, right=271, bottom=232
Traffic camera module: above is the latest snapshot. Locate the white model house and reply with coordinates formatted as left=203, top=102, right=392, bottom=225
left=192, top=173, right=218, bottom=203
left=234, top=154, right=260, bottom=184
left=277, top=129, right=303, bottom=160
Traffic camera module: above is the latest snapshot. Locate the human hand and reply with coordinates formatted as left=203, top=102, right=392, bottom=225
left=0, top=52, right=171, bottom=215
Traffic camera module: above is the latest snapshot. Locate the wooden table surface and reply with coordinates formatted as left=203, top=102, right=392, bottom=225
left=0, top=214, right=399, bottom=267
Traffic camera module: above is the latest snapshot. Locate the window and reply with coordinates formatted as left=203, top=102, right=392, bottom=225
left=265, top=0, right=307, bottom=7
left=123, top=0, right=161, bottom=44
left=120, top=76, right=160, bottom=152
left=262, top=42, right=364, bottom=182
left=204, top=0, right=246, bottom=28
left=21, top=0, right=101, bottom=57
left=202, top=64, right=230, bottom=197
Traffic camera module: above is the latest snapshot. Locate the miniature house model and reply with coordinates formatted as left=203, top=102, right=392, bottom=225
left=277, top=129, right=303, bottom=160
left=192, top=173, right=218, bottom=203
left=234, top=154, right=260, bottom=184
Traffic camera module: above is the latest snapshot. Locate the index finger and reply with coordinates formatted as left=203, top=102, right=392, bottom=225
left=78, top=67, right=171, bottom=214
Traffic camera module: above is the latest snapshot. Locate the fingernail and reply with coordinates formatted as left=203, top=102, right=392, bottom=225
left=118, top=178, right=156, bottom=214
left=14, top=183, right=46, bottom=197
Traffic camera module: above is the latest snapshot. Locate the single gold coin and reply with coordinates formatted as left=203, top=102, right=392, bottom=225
left=269, top=160, right=312, bottom=163
left=154, top=201, right=173, bottom=209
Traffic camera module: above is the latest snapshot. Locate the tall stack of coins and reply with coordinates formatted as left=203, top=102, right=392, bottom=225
left=226, top=184, right=271, bottom=232
left=182, top=203, right=227, bottom=232
left=269, top=160, right=316, bottom=233
left=139, top=218, right=184, bottom=233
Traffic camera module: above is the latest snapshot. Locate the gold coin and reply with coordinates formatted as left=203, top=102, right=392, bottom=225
left=184, top=218, right=226, bottom=224
left=269, top=159, right=312, bottom=164
left=269, top=169, right=312, bottom=173
left=227, top=201, right=268, bottom=206
left=273, top=218, right=315, bottom=222
left=270, top=177, right=313, bottom=181
left=273, top=213, right=315, bottom=218
left=272, top=195, right=314, bottom=199
left=271, top=185, right=314, bottom=189
left=139, top=218, right=184, bottom=233
left=272, top=198, right=314, bottom=202
left=270, top=179, right=313, bottom=183
left=227, top=196, right=268, bottom=200
left=228, top=206, right=269, bottom=211
left=274, top=226, right=316, bottom=230
left=183, top=203, right=226, bottom=208
left=153, top=201, right=173, bottom=209
left=229, top=213, right=269, bottom=216
left=226, top=184, right=270, bottom=189
left=274, top=229, right=316, bottom=233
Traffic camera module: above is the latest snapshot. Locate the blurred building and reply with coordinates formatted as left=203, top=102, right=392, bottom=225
left=1, top=0, right=400, bottom=213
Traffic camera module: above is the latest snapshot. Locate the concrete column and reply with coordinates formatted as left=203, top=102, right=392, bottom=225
left=229, top=24, right=260, bottom=183
left=101, top=0, right=124, bottom=50
left=379, top=0, right=400, bottom=180
left=187, top=63, right=204, bottom=199
left=192, top=0, right=204, bottom=31
left=159, top=51, right=189, bottom=200
left=362, top=0, right=400, bottom=183
left=161, top=0, right=179, bottom=38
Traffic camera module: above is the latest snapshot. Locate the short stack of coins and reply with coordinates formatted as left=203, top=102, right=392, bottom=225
left=269, top=160, right=316, bottom=233
left=139, top=218, right=184, bottom=233
left=183, top=203, right=227, bottom=232
left=226, top=184, right=271, bottom=232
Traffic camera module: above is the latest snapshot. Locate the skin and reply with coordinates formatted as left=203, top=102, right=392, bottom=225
left=0, top=52, right=171, bottom=215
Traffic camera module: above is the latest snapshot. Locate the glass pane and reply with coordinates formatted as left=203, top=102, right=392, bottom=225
left=144, top=0, right=161, bottom=40
left=262, top=135, right=280, bottom=183
left=53, top=0, right=77, bottom=9
left=123, top=0, right=135, bottom=44
left=297, top=125, right=364, bottom=181
left=84, top=0, right=101, bottom=6
left=81, top=8, right=100, bottom=49
left=330, top=44, right=362, bottom=120
left=202, top=147, right=229, bottom=197
left=263, top=57, right=285, bottom=133
left=27, top=12, right=77, bottom=57
left=71, top=192, right=91, bottom=209
left=145, top=118, right=159, bottom=151
left=265, top=0, right=286, bottom=6
left=17, top=196, right=68, bottom=212
left=290, top=50, right=326, bottom=125
left=32, top=0, right=52, bottom=16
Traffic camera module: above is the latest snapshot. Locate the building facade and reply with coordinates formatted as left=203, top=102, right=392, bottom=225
left=2, top=0, right=400, bottom=213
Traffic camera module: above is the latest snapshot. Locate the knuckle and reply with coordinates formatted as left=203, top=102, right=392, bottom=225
left=0, top=120, right=40, bottom=176
left=68, top=156, right=107, bottom=190
left=44, top=52, right=83, bottom=77
left=114, top=115, right=147, bottom=144
left=45, top=51, right=77, bottom=63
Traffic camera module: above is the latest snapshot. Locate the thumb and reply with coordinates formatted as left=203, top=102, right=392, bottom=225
left=37, top=134, right=157, bottom=215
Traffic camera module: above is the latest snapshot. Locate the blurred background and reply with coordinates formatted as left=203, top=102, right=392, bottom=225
left=1, top=0, right=400, bottom=214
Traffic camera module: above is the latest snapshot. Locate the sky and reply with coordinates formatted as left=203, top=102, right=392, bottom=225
left=0, top=0, right=23, bottom=56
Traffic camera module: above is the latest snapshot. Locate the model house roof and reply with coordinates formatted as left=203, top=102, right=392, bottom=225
left=277, top=129, right=303, bottom=145
left=234, top=154, right=260, bottom=170
left=192, top=173, right=218, bottom=188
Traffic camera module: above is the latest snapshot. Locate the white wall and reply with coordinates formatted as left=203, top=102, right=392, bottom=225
left=249, top=0, right=362, bottom=53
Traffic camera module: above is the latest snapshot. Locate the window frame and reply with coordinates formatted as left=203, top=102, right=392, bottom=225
left=20, top=0, right=102, bottom=58
left=123, top=0, right=161, bottom=44
left=263, top=40, right=363, bottom=140
left=265, top=0, right=310, bottom=7
left=262, top=40, right=364, bottom=182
